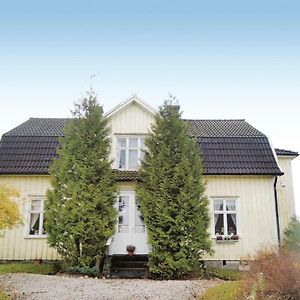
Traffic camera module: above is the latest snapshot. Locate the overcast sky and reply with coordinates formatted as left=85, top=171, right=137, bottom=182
left=0, top=0, right=299, bottom=214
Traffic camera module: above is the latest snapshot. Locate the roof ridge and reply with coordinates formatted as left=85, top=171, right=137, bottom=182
left=184, top=118, right=246, bottom=121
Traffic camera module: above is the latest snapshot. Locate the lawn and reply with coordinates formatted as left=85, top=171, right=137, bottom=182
left=199, top=280, right=242, bottom=300
left=0, top=262, right=58, bottom=275
left=0, top=291, right=8, bottom=300
left=0, top=262, right=59, bottom=299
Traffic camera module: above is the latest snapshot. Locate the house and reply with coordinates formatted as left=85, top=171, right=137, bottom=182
left=0, top=95, right=298, bottom=262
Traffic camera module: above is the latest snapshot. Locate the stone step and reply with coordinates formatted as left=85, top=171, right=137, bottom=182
left=109, top=255, right=149, bottom=278
left=111, top=260, right=148, bottom=269
left=111, top=254, right=148, bottom=262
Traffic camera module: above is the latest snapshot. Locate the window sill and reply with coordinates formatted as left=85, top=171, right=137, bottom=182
left=24, top=235, right=47, bottom=239
left=213, top=236, right=240, bottom=243
left=215, top=239, right=239, bottom=243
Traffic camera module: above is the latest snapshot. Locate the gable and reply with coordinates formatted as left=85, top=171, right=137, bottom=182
left=107, top=99, right=155, bottom=135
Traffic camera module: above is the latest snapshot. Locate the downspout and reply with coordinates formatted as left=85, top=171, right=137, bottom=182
left=273, top=176, right=281, bottom=246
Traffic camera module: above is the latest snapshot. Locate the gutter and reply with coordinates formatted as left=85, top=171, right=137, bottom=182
left=273, top=176, right=281, bottom=246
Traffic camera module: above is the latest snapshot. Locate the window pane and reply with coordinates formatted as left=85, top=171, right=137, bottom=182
left=117, top=149, right=126, bottom=169
left=140, top=138, right=145, bottom=148
left=128, top=150, right=138, bottom=169
left=214, top=213, right=224, bottom=235
left=214, top=200, right=223, bottom=211
left=135, top=202, right=144, bottom=227
left=29, top=213, right=40, bottom=235
left=117, top=138, right=126, bottom=148
left=227, top=214, right=237, bottom=235
left=31, top=200, right=41, bottom=211
left=226, top=200, right=236, bottom=211
left=118, top=196, right=129, bottom=233
left=129, top=138, right=138, bottom=148
left=42, top=216, right=46, bottom=235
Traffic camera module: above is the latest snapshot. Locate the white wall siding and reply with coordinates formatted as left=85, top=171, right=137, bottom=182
left=107, top=101, right=154, bottom=166
left=205, top=176, right=278, bottom=260
left=0, top=176, right=59, bottom=260
left=277, top=157, right=297, bottom=237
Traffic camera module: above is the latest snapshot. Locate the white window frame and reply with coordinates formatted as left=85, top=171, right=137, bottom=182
left=115, top=135, right=146, bottom=170
left=25, top=196, right=46, bottom=238
left=212, top=197, right=239, bottom=238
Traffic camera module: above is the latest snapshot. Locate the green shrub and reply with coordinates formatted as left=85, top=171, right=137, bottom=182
left=66, top=266, right=98, bottom=277
left=283, top=217, right=300, bottom=252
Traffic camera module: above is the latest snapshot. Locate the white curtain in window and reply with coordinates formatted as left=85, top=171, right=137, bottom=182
left=226, top=200, right=236, bottom=211
left=214, top=200, right=223, bottom=211
left=30, top=213, right=40, bottom=231
left=229, top=213, right=236, bottom=226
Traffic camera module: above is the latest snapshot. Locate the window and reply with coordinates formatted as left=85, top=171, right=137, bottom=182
left=118, top=195, right=129, bottom=233
left=213, top=199, right=237, bottom=236
left=28, top=198, right=46, bottom=236
left=116, top=136, right=146, bottom=170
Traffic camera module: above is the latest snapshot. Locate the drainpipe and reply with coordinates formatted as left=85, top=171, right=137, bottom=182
left=273, top=176, right=281, bottom=246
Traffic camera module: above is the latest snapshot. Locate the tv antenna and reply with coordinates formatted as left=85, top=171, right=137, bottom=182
left=90, top=74, right=96, bottom=93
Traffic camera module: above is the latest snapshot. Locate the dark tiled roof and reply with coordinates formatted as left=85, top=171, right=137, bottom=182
left=185, top=120, right=283, bottom=175
left=275, top=148, right=299, bottom=157
left=0, top=118, right=285, bottom=176
left=5, top=118, right=69, bottom=137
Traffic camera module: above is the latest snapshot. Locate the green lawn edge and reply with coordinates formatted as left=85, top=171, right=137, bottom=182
left=199, top=281, right=242, bottom=300
left=0, top=262, right=59, bottom=275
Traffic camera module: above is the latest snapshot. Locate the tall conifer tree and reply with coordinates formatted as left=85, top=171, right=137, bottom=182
left=45, top=92, right=117, bottom=267
left=137, top=101, right=212, bottom=279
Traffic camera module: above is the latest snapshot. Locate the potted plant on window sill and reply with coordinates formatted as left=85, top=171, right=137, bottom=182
left=126, top=245, right=136, bottom=256
left=215, top=235, right=239, bottom=242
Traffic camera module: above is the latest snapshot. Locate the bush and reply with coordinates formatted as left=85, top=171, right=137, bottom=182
left=239, top=248, right=300, bottom=299
left=66, top=266, right=99, bottom=277
left=283, top=217, right=300, bottom=252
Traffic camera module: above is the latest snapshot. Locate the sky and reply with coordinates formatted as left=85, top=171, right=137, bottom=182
left=0, top=1, right=299, bottom=214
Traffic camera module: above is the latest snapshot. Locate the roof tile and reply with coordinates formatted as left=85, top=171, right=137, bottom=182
left=0, top=118, right=287, bottom=176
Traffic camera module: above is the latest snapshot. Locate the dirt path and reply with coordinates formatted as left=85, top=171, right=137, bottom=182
left=0, top=273, right=221, bottom=300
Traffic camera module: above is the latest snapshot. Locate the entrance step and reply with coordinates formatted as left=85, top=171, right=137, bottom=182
left=110, top=255, right=149, bottom=278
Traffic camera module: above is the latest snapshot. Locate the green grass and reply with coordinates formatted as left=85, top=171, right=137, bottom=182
left=199, top=281, right=242, bottom=300
left=0, top=290, right=8, bottom=300
left=206, top=268, right=242, bottom=281
left=0, top=262, right=58, bottom=275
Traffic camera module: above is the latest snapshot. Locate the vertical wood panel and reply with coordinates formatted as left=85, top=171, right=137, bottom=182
left=205, top=176, right=278, bottom=260
left=0, top=176, right=59, bottom=260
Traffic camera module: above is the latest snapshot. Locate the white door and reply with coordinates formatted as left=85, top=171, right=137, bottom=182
left=109, top=191, right=149, bottom=254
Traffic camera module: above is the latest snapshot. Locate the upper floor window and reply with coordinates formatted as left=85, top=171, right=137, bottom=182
left=116, top=136, right=146, bottom=170
left=213, top=199, right=237, bottom=236
left=27, top=198, right=46, bottom=236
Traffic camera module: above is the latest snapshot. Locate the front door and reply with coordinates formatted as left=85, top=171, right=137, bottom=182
left=109, top=191, right=149, bottom=254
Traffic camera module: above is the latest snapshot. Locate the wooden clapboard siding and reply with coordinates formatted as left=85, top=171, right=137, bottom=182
left=107, top=100, right=154, bottom=167
left=277, top=157, right=297, bottom=237
left=205, top=175, right=278, bottom=260
left=0, top=175, right=59, bottom=260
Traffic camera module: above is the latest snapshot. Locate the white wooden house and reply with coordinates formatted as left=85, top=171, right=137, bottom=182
left=0, top=96, right=298, bottom=262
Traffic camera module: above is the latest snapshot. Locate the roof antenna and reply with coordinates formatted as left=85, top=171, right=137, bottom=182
left=90, top=74, right=96, bottom=93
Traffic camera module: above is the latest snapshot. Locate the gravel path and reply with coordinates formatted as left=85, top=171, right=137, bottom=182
left=0, top=273, right=221, bottom=300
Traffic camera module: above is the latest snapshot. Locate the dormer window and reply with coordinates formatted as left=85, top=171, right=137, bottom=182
left=116, top=136, right=146, bottom=170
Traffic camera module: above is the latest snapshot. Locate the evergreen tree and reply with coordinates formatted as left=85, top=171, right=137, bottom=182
left=45, top=92, right=117, bottom=267
left=137, top=101, right=212, bottom=279
left=283, top=217, right=300, bottom=252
